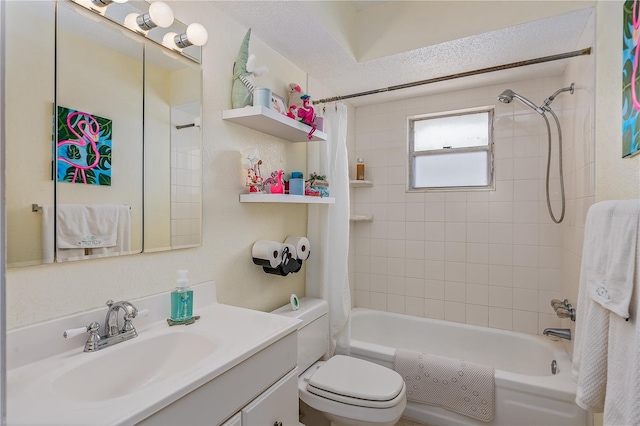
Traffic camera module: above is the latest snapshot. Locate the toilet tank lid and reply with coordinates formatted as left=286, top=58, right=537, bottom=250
left=270, top=297, right=328, bottom=329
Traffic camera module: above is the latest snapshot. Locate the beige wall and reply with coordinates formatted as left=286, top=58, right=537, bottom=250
left=5, top=1, right=310, bottom=329
left=595, top=0, right=640, bottom=201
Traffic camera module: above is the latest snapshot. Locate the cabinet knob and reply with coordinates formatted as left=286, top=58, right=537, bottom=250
left=274, top=422, right=282, bottom=426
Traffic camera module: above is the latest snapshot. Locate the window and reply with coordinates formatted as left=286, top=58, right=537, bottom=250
left=408, top=107, right=494, bottom=191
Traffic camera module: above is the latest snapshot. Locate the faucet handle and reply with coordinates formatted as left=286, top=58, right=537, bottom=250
left=63, top=321, right=100, bottom=339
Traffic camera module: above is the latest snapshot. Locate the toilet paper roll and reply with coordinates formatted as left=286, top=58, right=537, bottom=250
left=252, top=240, right=284, bottom=269
left=284, top=236, right=310, bottom=261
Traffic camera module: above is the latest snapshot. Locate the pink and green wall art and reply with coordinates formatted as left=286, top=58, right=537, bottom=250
left=623, top=0, right=640, bottom=157
left=56, top=106, right=112, bottom=185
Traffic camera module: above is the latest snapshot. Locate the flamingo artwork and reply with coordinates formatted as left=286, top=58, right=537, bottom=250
left=56, top=107, right=112, bottom=186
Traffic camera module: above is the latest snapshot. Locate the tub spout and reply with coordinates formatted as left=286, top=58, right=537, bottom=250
left=543, top=328, right=571, bottom=341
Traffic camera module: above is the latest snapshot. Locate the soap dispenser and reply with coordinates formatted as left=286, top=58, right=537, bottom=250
left=170, top=269, right=193, bottom=322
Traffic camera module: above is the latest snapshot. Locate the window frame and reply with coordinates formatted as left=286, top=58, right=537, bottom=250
left=407, top=106, right=495, bottom=192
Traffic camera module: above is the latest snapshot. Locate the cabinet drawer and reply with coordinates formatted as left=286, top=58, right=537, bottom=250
left=242, top=368, right=299, bottom=426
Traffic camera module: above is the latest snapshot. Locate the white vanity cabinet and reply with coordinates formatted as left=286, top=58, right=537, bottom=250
left=138, top=331, right=299, bottom=426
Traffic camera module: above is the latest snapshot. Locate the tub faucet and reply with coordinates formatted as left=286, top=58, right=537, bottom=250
left=543, top=328, right=571, bottom=341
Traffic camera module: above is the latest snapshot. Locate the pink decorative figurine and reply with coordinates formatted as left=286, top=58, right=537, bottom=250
left=297, top=94, right=317, bottom=140
left=264, top=170, right=284, bottom=194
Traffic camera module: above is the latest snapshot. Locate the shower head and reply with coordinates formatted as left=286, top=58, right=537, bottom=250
left=497, top=89, right=544, bottom=115
left=542, top=83, right=575, bottom=109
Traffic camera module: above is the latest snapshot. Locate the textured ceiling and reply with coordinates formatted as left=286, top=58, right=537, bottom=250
left=214, top=2, right=594, bottom=106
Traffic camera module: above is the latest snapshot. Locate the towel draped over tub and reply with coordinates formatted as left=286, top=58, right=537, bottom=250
left=394, top=348, right=495, bottom=422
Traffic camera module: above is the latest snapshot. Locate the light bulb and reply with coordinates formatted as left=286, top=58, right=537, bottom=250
left=174, top=23, right=208, bottom=48
left=148, top=1, right=174, bottom=28
left=162, top=31, right=180, bottom=50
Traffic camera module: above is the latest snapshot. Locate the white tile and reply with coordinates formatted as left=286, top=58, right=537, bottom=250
left=424, top=299, right=445, bottom=320
left=489, top=307, right=513, bottom=330
left=489, top=265, right=513, bottom=287
left=513, top=201, right=540, bottom=223
left=489, top=244, right=513, bottom=265
left=388, top=258, right=406, bottom=277
left=539, top=224, right=563, bottom=246
left=445, top=223, right=467, bottom=242
left=388, top=184, right=406, bottom=203
left=388, top=166, right=406, bottom=185
left=425, top=261, right=445, bottom=280
left=355, top=273, right=370, bottom=291
left=514, top=180, right=540, bottom=202
left=406, top=278, right=425, bottom=298
left=513, top=224, right=539, bottom=245
left=513, top=288, right=538, bottom=312
left=446, top=192, right=467, bottom=202
left=539, top=246, right=562, bottom=269
left=425, top=203, right=445, bottom=221
left=388, top=221, right=406, bottom=240
left=424, top=193, right=446, bottom=203
left=355, top=256, right=371, bottom=274
left=406, top=240, right=425, bottom=260
left=466, top=304, right=489, bottom=327
left=446, top=202, right=467, bottom=222
left=514, top=157, right=540, bottom=180
left=513, top=310, right=539, bottom=334
left=425, top=279, right=445, bottom=300
left=466, top=191, right=490, bottom=202
left=370, top=274, right=387, bottom=293
left=538, top=313, right=560, bottom=334
left=539, top=268, right=562, bottom=291
left=405, top=297, right=425, bottom=317
left=489, top=202, right=514, bottom=223
left=489, top=223, right=513, bottom=244
left=406, top=203, right=425, bottom=222
left=370, top=239, right=388, bottom=257
left=406, top=191, right=426, bottom=204
left=388, top=203, right=406, bottom=222
left=406, top=259, right=425, bottom=279
left=494, top=158, right=514, bottom=181
left=406, top=222, right=425, bottom=241
left=490, top=181, right=514, bottom=202
left=355, top=238, right=371, bottom=256
left=371, top=203, right=389, bottom=221
left=370, top=256, right=388, bottom=275
left=513, top=245, right=539, bottom=268
left=354, top=290, right=370, bottom=308
left=466, top=284, right=489, bottom=305
left=387, top=239, right=406, bottom=258
left=369, top=292, right=387, bottom=311
left=445, top=281, right=466, bottom=302
left=369, top=221, right=386, bottom=239
left=538, top=290, right=562, bottom=314
left=387, top=275, right=406, bottom=295
left=466, top=263, right=489, bottom=285
left=513, top=267, right=539, bottom=290
left=444, top=301, right=466, bottom=323
left=489, top=286, right=513, bottom=308
left=425, top=222, right=445, bottom=241
left=467, top=202, right=489, bottom=223
left=445, top=261, right=466, bottom=282
left=467, top=243, right=489, bottom=264
left=445, top=242, right=466, bottom=262
left=387, top=294, right=405, bottom=314
left=425, top=241, right=445, bottom=261
left=467, top=223, right=489, bottom=243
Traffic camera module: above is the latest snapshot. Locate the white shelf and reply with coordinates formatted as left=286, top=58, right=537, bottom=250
left=222, top=106, right=328, bottom=142
left=239, top=194, right=335, bottom=204
left=350, top=214, right=373, bottom=222
left=349, top=180, right=373, bottom=187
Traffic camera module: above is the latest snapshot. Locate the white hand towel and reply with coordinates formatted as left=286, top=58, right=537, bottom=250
left=584, top=200, right=639, bottom=319
left=92, top=205, right=131, bottom=257
left=57, top=204, right=121, bottom=249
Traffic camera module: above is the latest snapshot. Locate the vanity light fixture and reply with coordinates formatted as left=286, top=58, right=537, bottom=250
left=162, top=23, right=208, bottom=51
left=124, top=1, right=174, bottom=34
left=72, top=0, right=127, bottom=14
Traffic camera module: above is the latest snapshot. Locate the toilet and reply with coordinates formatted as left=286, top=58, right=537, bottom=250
left=272, top=298, right=406, bottom=426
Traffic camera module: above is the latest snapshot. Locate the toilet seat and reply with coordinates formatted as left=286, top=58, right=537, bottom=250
left=306, top=355, right=405, bottom=408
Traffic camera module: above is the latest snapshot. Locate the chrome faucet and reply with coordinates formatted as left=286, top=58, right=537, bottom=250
left=64, top=300, right=142, bottom=352
left=543, top=328, right=571, bottom=341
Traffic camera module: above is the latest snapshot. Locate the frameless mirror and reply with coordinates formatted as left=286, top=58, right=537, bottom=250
left=5, top=1, right=202, bottom=267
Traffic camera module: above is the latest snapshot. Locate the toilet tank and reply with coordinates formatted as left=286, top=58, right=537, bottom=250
left=271, top=297, right=328, bottom=374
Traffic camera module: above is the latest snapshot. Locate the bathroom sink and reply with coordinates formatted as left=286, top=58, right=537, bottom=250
left=52, top=331, right=218, bottom=402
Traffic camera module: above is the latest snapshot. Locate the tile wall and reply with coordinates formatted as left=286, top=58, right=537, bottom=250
left=350, top=76, right=588, bottom=335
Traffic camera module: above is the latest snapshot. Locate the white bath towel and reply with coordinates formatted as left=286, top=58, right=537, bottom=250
left=56, top=204, right=120, bottom=249
left=585, top=200, right=639, bottom=319
left=90, top=205, right=131, bottom=258
left=573, top=199, right=640, bottom=421
left=394, top=348, right=494, bottom=422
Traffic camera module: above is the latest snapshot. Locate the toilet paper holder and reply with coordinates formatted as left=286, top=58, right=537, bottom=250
left=251, top=237, right=310, bottom=277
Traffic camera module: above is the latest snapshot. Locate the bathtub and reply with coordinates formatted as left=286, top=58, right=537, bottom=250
left=349, top=308, right=588, bottom=426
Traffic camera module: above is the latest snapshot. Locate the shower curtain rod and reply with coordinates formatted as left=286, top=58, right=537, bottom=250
left=313, top=47, right=591, bottom=105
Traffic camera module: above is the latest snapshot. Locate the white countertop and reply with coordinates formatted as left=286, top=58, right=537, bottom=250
left=6, top=282, right=300, bottom=425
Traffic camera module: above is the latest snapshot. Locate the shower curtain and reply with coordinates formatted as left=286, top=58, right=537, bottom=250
left=306, top=102, right=351, bottom=356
